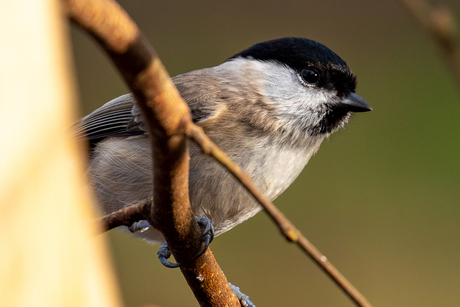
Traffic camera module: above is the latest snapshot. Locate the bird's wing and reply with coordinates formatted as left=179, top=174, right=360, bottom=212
left=76, top=68, right=221, bottom=143
left=75, top=93, right=144, bottom=141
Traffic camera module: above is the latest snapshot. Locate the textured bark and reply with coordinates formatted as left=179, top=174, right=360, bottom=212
left=64, top=0, right=240, bottom=305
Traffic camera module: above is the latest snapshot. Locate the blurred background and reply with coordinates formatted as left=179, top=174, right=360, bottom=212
left=69, top=0, right=460, bottom=306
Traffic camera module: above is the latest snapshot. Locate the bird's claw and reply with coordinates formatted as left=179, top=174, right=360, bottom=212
left=128, top=220, right=151, bottom=233
left=195, top=216, right=215, bottom=258
left=157, top=216, right=215, bottom=268
left=157, top=242, right=182, bottom=268
left=229, top=283, right=255, bottom=307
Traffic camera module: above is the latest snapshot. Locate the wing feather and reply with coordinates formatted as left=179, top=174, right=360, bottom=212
left=76, top=68, right=221, bottom=147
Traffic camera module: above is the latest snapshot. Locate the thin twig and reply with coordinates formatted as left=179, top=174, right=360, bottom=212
left=96, top=198, right=152, bottom=232
left=403, top=0, right=460, bottom=91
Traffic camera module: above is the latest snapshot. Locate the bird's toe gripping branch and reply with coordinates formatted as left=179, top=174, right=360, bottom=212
left=128, top=220, right=151, bottom=233
left=229, top=283, right=255, bottom=307
left=157, top=216, right=215, bottom=268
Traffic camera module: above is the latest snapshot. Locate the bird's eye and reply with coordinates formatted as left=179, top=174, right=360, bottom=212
left=300, top=68, right=320, bottom=84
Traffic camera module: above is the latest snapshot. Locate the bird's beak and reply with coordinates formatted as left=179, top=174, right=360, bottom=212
left=341, top=92, right=372, bottom=112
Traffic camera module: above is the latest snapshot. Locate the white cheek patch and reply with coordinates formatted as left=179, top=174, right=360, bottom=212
left=253, top=61, right=338, bottom=131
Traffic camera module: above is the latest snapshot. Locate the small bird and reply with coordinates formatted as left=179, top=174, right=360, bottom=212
left=80, top=37, right=371, bottom=243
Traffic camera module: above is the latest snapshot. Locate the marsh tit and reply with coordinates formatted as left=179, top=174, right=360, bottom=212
left=80, top=37, right=371, bottom=243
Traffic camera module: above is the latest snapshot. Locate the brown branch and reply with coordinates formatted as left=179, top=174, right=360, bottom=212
left=403, top=0, right=460, bottom=91
left=63, top=0, right=240, bottom=306
left=95, top=198, right=152, bottom=232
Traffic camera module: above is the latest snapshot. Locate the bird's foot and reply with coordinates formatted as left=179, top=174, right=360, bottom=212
left=157, top=216, right=214, bottom=268
left=128, top=220, right=151, bottom=233
left=229, top=283, right=255, bottom=307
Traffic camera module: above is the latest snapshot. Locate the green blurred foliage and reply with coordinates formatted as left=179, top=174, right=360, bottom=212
left=70, top=0, right=460, bottom=306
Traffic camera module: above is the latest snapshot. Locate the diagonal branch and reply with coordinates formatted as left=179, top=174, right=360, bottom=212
left=63, top=0, right=240, bottom=306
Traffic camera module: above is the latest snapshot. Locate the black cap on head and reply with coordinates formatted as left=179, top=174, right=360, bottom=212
left=227, top=37, right=356, bottom=96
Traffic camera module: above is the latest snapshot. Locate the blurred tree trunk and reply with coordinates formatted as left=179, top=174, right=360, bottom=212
left=0, top=1, right=122, bottom=306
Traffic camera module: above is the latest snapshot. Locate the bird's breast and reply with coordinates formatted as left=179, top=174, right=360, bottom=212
left=252, top=139, right=322, bottom=200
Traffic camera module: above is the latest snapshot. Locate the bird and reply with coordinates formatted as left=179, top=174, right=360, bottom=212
left=79, top=37, right=371, bottom=244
